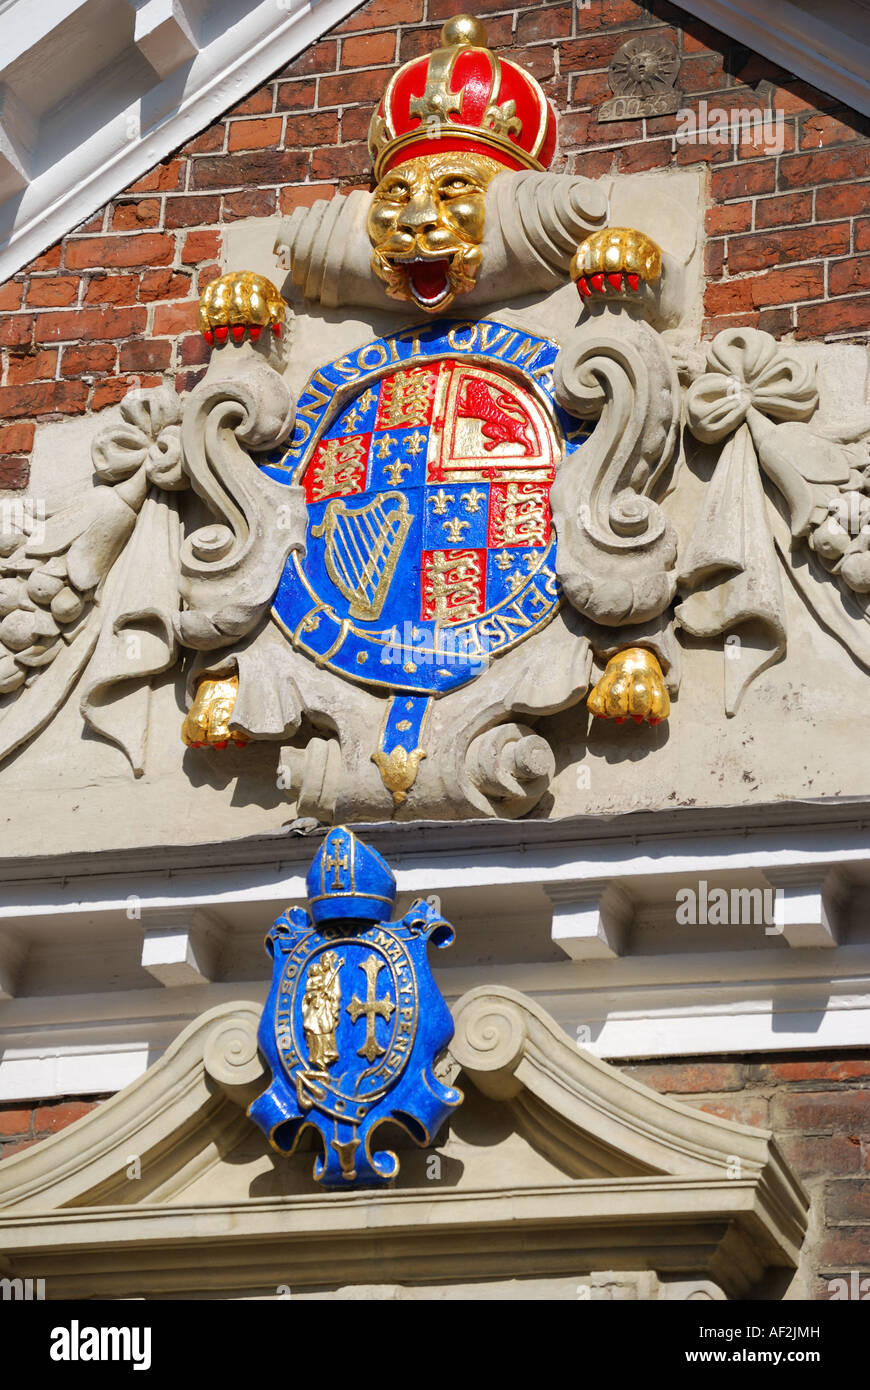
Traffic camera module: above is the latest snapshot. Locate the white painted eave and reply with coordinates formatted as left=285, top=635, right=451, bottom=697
left=680, top=0, right=870, bottom=120
left=0, top=0, right=362, bottom=282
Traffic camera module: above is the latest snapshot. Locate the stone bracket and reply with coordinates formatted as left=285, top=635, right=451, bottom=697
left=140, top=907, right=227, bottom=986
left=764, top=866, right=849, bottom=949
left=546, top=879, right=634, bottom=960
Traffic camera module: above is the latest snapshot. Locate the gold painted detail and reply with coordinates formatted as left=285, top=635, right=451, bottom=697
left=346, top=954, right=395, bottom=1063
left=312, top=491, right=412, bottom=622
left=323, top=842, right=349, bottom=888
left=587, top=646, right=670, bottom=726
left=408, top=47, right=463, bottom=125
left=571, top=226, right=663, bottom=284
left=181, top=675, right=248, bottom=748
left=311, top=437, right=368, bottom=500
left=461, top=487, right=486, bottom=513
left=496, top=482, right=549, bottom=546
left=371, top=746, right=426, bottom=806
left=429, top=488, right=454, bottom=515
left=198, top=270, right=285, bottom=336
left=385, top=460, right=411, bottom=485
left=440, top=13, right=488, bottom=47
left=302, top=950, right=343, bottom=1071
left=330, top=1137, right=360, bottom=1181
left=367, top=152, right=500, bottom=314
left=482, top=97, right=521, bottom=139
left=423, top=549, right=482, bottom=624
left=368, top=108, right=388, bottom=163
left=381, top=370, right=432, bottom=427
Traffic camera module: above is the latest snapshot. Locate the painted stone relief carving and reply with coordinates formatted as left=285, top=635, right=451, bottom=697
left=0, top=15, right=868, bottom=821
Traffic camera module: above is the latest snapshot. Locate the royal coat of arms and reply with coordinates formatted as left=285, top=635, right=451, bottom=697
left=259, top=320, right=590, bottom=784
left=249, top=826, right=460, bottom=1186
left=2, top=13, right=869, bottom=823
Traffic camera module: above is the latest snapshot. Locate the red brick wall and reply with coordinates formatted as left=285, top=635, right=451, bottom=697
left=622, top=1053, right=870, bottom=1299
left=0, top=1095, right=107, bottom=1159
left=0, top=0, right=868, bottom=491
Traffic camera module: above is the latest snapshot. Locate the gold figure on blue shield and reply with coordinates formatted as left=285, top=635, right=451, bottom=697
left=301, top=951, right=343, bottom=1070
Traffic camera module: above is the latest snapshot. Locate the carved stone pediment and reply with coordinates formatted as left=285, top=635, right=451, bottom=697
left=0, top=988, right=807, bottom=1299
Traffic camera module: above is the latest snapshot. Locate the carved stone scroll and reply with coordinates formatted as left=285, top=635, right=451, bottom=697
left=550, top=313, right=680, bottom=628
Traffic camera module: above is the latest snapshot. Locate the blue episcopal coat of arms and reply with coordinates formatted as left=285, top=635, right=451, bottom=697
left=248, top=827, right=461, bottom=1186
left=260, top=319, right=590, bottom=778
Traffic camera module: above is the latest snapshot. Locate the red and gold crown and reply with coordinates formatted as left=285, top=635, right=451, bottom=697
left=368, top=14, right=558, bottom=181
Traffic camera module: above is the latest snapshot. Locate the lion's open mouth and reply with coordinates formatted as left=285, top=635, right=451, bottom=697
left=402, top=256, right=452, bottom=307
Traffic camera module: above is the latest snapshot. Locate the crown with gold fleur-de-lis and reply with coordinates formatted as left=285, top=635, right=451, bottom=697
left=368, top=13, right=558, bottom=181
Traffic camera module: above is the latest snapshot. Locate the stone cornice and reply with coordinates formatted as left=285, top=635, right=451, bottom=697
left=3, top=795, right=870, bottom=885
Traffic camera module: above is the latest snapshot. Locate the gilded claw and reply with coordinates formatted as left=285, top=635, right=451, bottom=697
left=182, top=675, right=249, bottom=749
left=198, top=271, right=286, bottom=345
left=571, top=227, right=662, bottom=300
left=587, top=647, right=670, bottom=726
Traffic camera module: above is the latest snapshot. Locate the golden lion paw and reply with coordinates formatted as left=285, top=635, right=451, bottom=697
left=198, top=271, right=286, bottom=345
left=182, top=676, right=249, bottom=749
left=571, top=227, right=662, bottom=299
left=587, top=647, right=670, bottom=726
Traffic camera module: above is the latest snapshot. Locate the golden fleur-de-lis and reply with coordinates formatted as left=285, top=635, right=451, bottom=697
left=405, top=429, right=426, bottom=455
left=371, top=746, right=426, bottom=805
left=508, top=569, right=525, bottom=592
left=461, top=487, right=486, bottom=514
left=343, top=406, right=361, bottom=433
left=358, top=388, right=376, bottom=413
left=429, top=488, right=454, bottom=515
left=386, top=459, right=411, bottom=485
left=483, top=97, right=522, bottom=139
left=495, top=550, right=512, bottom=571
left=375, top=436, right=395, bottom=459
left=444, top=517, right=470, bottom=542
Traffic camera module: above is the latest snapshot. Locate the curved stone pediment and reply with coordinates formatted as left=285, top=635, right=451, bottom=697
left=0, top=989, right=808, bottom=1300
